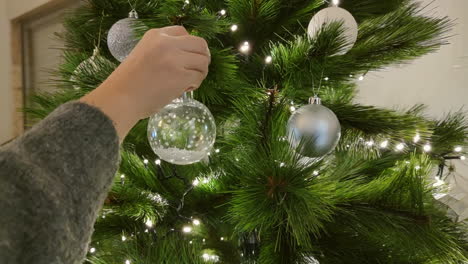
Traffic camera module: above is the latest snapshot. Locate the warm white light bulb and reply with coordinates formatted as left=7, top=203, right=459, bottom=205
left=332, top=0, right=340, bottom=6
left=324, top=77, right=329, bottom=81
left=358, top=75, right=364, bottom=81
left=120, top=174, right=125, bottom=179
left=290, top=106, right=296, bottom=112
left=413, top=133, right=420, bottom=143
left=396, top=143, right=405, bottom=151
left=215, top=149, right=220, bottom=153
left=193, top=219, right=201, bottom=226
left=122, top=235, right=127, bottom=241
left=183, top=226, right=192, bottom=233
left=202, top=178, right=209, bottom=184
left=380, top=140, right=389, bottom=148
left=145, top=219, right=153, bottom=228
left=143, top=159, right=149, bottom=164
left=279, top=162, right=285, bottom=167
left=220, top=237, right=224, bottom=241
left=220, top=9, right=227, bottom=15
left=89, top=247, right=96, bottom=253
left=415, top=165, right=421, bottom=170
left=230, top=24, right=238, bottom=32
left=265, top=56, right=273, bottom=64
left=240, top=45, right=250, bottom=53
left=155, top=159, right=161, bottom=165
left=193, top=179, right=200, bottom=186
left=423, top=144, right=432, bottom=152
left=366, top=140, right=374, bottom=147
left=454, top=146, right=462, bottom=152
left=313, top=170, right=319, bottom=176
left=125, top=260, right=131, bottom=264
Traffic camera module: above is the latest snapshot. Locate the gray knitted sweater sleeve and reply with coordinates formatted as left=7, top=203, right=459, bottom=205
left=0, top=102, right=120, bottom=264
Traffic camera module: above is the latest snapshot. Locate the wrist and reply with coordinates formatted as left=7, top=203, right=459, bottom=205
left=80, top=81, right=140, bottom=142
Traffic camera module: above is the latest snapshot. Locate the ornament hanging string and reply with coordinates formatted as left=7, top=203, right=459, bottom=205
left=312, top=69, right=326, bottom=98
left=95, top=11, right=105, bottom=50
left=127, top=0, right=137, bottom=11
left=311, top=50, right=329, bottom=98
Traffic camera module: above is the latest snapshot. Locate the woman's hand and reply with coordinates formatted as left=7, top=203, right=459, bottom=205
left=81, top=26, right=211, bottom=141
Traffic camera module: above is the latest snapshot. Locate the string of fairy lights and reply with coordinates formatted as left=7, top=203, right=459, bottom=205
left=88, top=0, right=466, bottom=263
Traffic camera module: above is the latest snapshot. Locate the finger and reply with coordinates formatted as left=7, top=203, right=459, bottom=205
left=180, top=52, right=210, bottom=75
left=158, top=25, right=189, bottom=36
left=183, top=70, right=206, bottom=92
left=174, top=35, right=210, bottom=57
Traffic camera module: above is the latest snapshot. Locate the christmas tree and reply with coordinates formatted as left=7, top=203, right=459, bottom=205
left=26, top=0, right=468, bottom=263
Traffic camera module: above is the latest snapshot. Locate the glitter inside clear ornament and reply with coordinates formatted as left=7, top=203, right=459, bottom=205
left=70, top=47, right=114, bottom=90
left=107, top=10, right=139, bottom=62
left=147, top=92, right=216, bottom=165
left=307, top=6, right=358, bottom=56
left=287, top=96, right=341, bottom=157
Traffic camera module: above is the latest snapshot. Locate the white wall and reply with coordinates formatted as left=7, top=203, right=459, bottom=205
left=356, top=0, right=468, bottom=118
left=0, top=0, right=69, bottom=144
left=6, top=0, right=52, bottom=20
left=355, top=0, right=468, bottom=221
left=0, top=0, right=13, bottom=144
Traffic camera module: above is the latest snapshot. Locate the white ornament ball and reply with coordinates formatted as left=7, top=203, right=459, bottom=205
left=107, top=11, right=139, bottom=62
left=307, top=6, right=358, bottom=56
left=147, top=93, right=216, bottom=165
left=287, top=97, right=341, bottom=157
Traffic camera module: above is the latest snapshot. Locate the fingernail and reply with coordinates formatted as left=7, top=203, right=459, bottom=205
left=207, top=47, right=211, bottom=57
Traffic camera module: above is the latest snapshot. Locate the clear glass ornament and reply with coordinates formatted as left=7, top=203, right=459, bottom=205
left=70, top=47, right=114, bottom=90
left=107, top=10, right=139, bottom=62
left=147, top=92, right=216, bottom=165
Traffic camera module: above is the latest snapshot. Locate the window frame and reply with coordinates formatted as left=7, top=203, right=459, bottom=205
left=10, top=0, right=76, bottom=135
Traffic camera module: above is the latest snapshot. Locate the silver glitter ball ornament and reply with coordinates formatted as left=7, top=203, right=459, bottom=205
left=147, top=92, right=217, bottom=165
left=287, top=97, right=341, bottom=157
left=107, top=10, right=139, bottom=62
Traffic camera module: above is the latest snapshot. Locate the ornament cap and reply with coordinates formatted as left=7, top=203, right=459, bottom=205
left=128, top=9, right=139, bottom=19
left=309, top=96, right=322, bottom=105
left=181, top=91, right=194, bottom=102
left=92, top=47, right=99, bottom=57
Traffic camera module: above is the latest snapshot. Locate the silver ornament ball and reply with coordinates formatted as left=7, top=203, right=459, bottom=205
left=147, top=93, right=216, bottom=165
left=107, top=10, right=139, bottom=62
left=307, top=6, right=358, bottom=56
left=287, top=97, right=341, bottom=157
